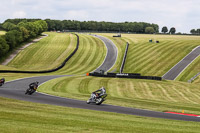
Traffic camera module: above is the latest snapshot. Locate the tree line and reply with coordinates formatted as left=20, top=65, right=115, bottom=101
left=0, top=18, right=160, bottom=61
left=2, top=19, right=159, bottom=33
left=190, top=29, right=200, bottom=35
left=44, top=19, right=159, bottom=33
left=0, top=19, right=47, bottom=60
left=161, top=26, right=176, bottom=34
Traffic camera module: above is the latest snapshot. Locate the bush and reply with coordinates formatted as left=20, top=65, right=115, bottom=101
left=145, top=27, right=155, bottom=34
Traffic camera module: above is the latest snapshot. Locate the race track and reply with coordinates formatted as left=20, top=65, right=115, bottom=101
left=163, top=46, right=200, bottom=80
left=0, top=35, right=200, bottom=122
left=0, top=75, right=200, bottom=122
left=92, top=35, right=118, bottom=73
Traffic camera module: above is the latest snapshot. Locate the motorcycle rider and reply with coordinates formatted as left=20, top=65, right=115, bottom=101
left=91, top=86, right=106, bottom=101
left=0, top=78, right=5, bottom=84
left=29, top=81, right=39, bottom=91
left=0, top=78, right=5, bottom=86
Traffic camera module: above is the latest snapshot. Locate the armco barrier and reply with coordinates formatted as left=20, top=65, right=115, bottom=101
left=0, top=34, right=79, bottom=73
left=120, top=42, right=129, bottom=73
left=89, top=72, right=162, bottom=81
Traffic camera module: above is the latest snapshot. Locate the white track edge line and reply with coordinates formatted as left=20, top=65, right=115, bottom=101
left=162, top=46, right=200, bottom=78
left=90, top=34, right=118, bottom=73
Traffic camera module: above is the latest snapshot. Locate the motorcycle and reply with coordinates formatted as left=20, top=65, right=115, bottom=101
left=25, top=84, right=38, bottom=95
left=25, top=88, right=36, bottom=95
left=0, top=78, right=5, bottom=87
left=87, top=92, right=107, bottom=105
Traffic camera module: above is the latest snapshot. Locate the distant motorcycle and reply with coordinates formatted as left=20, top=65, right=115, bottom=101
left=0, top=78, right=5, bottom=86
left=25, top=82, right=39, bottom=95
left=25, top=87, right=36, bottom=95
left=87, top=92, right=107, bottom=105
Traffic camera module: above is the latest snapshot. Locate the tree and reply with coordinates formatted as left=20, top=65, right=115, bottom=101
left=152, top=24, right=159, bottom=33
left=145, top=27, right=155, bottom=34
left=0, top=23, right=3, bottom=30
left=2, top=22, right=16, bottom=31
left=169, top=27, right=176, bottom=34
left=161, top=26, right=168, bottom=33
left=197, top=29, right=200, bottom=35
left=190, top=29, right=196, bottom=34
left=5, top=31, right=17, bottom=49
left=19, top=26, right=30, bottom=41
left=5, top=30, right=23, bottom=49
left=0, top=36, right=9, bottom=56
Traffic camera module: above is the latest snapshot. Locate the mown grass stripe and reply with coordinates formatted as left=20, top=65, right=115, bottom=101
left=55, top=34, right=106, bottom=75
left=57, top=34, right=87, bottom=73
left=78, top=77, right=93, bottom=94
left=7, top=33, right=72, bottom=71
left=171, top=86, right=196, bottom=104
left=67, top=35, right=93, bottom=73
left=105, top=34, right=200, bottom=78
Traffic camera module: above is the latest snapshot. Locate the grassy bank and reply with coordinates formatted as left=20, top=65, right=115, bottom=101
left=1, top=33, right=106, bottom=76
left=7, top=32, right=75, bottom=71
left=39, top=76, right=200, bottom=115
left=99, top=33, right=200, bottom=78
left=1, top=32, right=200, bottom=132
left=176, top=56, right=200, bottom=83
left=1, top=97, right=200, bottom=133
left=54, top=34, right=106, bottom=75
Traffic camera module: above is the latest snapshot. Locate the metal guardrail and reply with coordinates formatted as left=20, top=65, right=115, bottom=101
left=89, top=72, right=162, bottom=81
left=188, top=72, right=200, bottom=83
left=120, top=42, right=129, bottom=73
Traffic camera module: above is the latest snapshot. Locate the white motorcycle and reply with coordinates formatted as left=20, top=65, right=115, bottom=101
left=87, top=92, right=107, bottom=105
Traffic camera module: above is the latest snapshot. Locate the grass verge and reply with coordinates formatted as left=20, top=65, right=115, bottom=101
left=176, top=55, right=200, bottom=82
left=1, top=97, right=200, bottom=133
left=39, top=76, right=200, bottom=115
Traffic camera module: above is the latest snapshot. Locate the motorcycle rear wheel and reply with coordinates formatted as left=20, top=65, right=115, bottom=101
left=96, top=98, right=103, bottom=105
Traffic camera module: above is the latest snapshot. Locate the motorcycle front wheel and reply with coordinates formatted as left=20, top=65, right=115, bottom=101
left=86, top=100, right=90, bottom=104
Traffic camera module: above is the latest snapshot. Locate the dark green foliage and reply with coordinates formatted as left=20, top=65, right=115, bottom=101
left=161, top=26, right=168, bottom=33
left=190, top=29, right=196, bottom=34
left=169, top=27, right=176, bottom=34
left=4, top=18, right=41, bottom=25
left=145, top=27, right=155, bottom=34
left=0, top=19, right=48, bottom=60
left=2, top=22, right=16, bottom=31
left=4, top=18, right=159, bottom=33
left=5, top=30, right=23, bottom=49
left=0, top=36, right=9, bottom=56
left=0, top=23, right=3, bottom=30
left=190, top=28, right=200, bottom=35
left=44, top=19, right=159, bottom=33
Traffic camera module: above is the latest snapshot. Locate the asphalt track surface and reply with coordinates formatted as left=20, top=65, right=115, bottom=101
left=163, top=46, right=200, bottom=80
left=0, top=36, right=200, bottom=122
left=1, top=76, right=200, bottom=122
left=92, top=35, right=118, bottom=73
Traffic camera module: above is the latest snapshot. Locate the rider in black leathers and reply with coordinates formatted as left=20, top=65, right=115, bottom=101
left=0, top=78, right=5, bottom=86
left=29, top=81, right=39, bottom=91
left=0, top=78, right=5, bottom=83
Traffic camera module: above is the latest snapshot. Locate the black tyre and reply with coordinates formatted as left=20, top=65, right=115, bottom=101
left=29, top=90, right=35, bottom=95
left=96, top=98, right=104, bottom=105
left=86, top=100, right=90, bottom=104
left=25, top=89, right=29, bottom=94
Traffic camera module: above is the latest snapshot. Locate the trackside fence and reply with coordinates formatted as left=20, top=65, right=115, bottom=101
left=89, top=72, right=162, bottom=81
left=120, top=42, right=129, bottom=73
